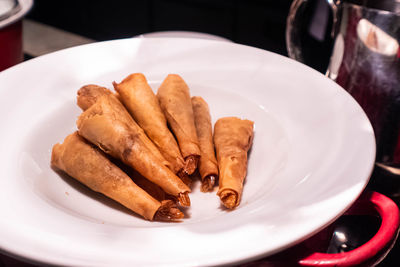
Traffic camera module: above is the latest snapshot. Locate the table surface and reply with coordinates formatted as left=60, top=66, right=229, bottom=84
left=1, top=18, right=399, bottom=266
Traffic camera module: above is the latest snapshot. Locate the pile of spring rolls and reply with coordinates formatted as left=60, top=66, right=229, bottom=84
left=51, top=73, right=254, bottom=222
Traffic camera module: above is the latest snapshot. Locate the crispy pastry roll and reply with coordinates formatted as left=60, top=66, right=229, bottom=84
left=77, top=95, right=191, bottom=206
left=113, top=73, right=185, bottom=176
left=77, top=85, right=113, bottom=111
left=214, top=117, right=254, bottom=209
left=128, top=169, right=166, bottom=202
left=191, top=96, right=219, bottom=192
left=157, top=74, right=201, bottom=175
left=109, top=158, right=167, bottom=203
left=76, top=85, right=171, bottom=170
left=51, top=132, right=183, bottom=221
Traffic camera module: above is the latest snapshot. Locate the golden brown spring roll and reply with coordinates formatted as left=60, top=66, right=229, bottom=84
left=76, top=85, right=171, bottom=171
left=108, top=158, right=168, bottom=203
left=51, top=132, right=183, bottom=221
left=157, top=74, right=201, bottom=175
left=214, top=117, right=254, bottom=209
left=128, top=169, right=166, bottom=202
left=77, top=85, right=113, bottom=111
left=113, top=73, right=185, bottom=176
left=191, top=96, right=219, bottom=192
left=77, top=95, right=191, bottom=206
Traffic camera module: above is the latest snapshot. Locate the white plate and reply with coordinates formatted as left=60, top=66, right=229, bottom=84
left=0, top=38, right=375, bottom=266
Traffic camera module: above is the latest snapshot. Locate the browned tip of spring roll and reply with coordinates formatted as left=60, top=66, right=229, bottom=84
left=214, top=117, right=254, bottom=209
left=77, top=85, right=113, bottom=111
left=76, top=95, right=191, bottom=203
left=51, top=132, right=164, bottom=221
left=176, top=169, right=193, bottom=187
left=154, top=200, right=184, bottom=221
left=201, top=175, right=217, bottom=193
left=218, top=189, right=237, bottom=209
left=191, top=96, right=219, bottom=192
left=157, top=74, right=201, bottom=175
left=183, top=155, right=199, bottom=176
left=113, top=73, right=185, bottom=175
left=177, top=191, right=191, bottom=207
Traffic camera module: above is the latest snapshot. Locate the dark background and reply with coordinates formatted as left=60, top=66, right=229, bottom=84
left=27, top=0, right=292, bottom=55
left=26, top=0, right=336, bottom=73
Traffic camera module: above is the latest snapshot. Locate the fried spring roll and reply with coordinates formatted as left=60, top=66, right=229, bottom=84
left=77, top=95, right=191, bottom=206
left=77, top=85, right=113, bottom=111
left=157, top=74, right=201, bottom=175
left=112, top=73, right=185, bottom=176
left=214, top=117, right=254, bottom=209
left=191, top=96, right=219, bottom=192
left=76, top=85, right=171, bottom=170
left=51, top=132, right=183, bottom=221
left=128, top=169, right=166, bottom=202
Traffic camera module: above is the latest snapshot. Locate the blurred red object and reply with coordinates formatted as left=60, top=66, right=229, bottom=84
left=299, top=191, right=399, bottom=266
left=0, top=20, right=22, bottom=71
left=0, top=0, right=33, bottom=72
left=242, top=191, right=399, bottom=267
